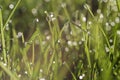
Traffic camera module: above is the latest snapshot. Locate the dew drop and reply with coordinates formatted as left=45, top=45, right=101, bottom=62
left=79, top=41, right=82, bottom=45
left=24, top=71, right=28, bottom=74
left=39, top=78, right=45, bottom=80
left=73, top=41, right=77, bottom=46
left=97, top=9, right=101, bottom=14
left=3, top=62, right=7, bottom=66
left=35, top=18, right=39, bottom=22
left=82, top=17, right=86, bottom=22
left=31, top=8, right=37, bottom=15
left=79, top=74, right=85, bottom=80
left=105, top=46, right=110, bottom=52
left=17, top=32, right=23, bottom=38
left=46, top=35, right=51, bottom=40
left=67, top=41, right=72, bottom=46
left=105, top=26, right=111, bottom=31
left=109, top=39, right=113, bottom=43
left=117, top=30, right=120, bottom=35
left=110, top=22, right=115, bottom=26
left=100, top=14, right=104, bottom=19
left=61, top=3, right=66, bottom=8
left=115, top=17, right=120, bottom=23
left=9, top=4, right=14, bottom=9
left=44, top=0, right=50, bottom=2
left=40, top=69, right=43, bottom=73
left=65, top=47, right=69, bottom=52
left=18, top=74, right=21, bottom=78
left=53, top=61, right=55, bottom=64
left=101, top=68, right=103, bottom=71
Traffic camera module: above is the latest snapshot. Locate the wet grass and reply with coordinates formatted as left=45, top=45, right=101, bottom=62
left=0, top=0, right=120, bottom=80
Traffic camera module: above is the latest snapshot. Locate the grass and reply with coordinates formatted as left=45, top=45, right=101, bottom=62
left=0, top=0, right=120, bottom=80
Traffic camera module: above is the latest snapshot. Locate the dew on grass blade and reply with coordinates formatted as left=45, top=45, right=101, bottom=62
left=65, top=47, right=69, bottom=52
left=67, top=41, right=72, bottom=46
left=115, top=17, right=120, bottom=23
left=100, top=13, right=104, bottom=19
left=78, top=41, right=82, bottom=45
left=82, top=16, right=86, bottom=22
left=53, top=61, right=55, bottom=64
left=110, top=22, right=115, bottom=26
left=44, top=0, right=50, bottom=2
left=46, top=12, right=56, bottom=21
left=3, top=63, right=7, bottom=66
left=5, top=24, right=9, bottom=31
left=97, top=9, right=101, bottom=14
left=73, top=41, right=77, bottom=46
left=109, top=39, right=113, bottom=43
left=79, top=74, right=85, bottom=80
left=0, top=57, right=3, bottom=60
left=31, top=8, right=37, bottom=15
left=101, top=68, right=103, bottom=71
left=105, top=46, right=110, bottom=53
left=81, top=38, right=85, bottom=42
left=117, top=30, right=120, bottom=35
left=61, top=3, right=66, bottom=8
left=46, top=35, right=51, bottom=40
left=24, top=71, right=28, bottom=74
left=105, top=25, right=111, bottom=31
left=39, top=78, right=45, bottom=80
left=35, top=18, right=39, bottom=22
left=40, top=69, right=43, bottom=73
left=18, top=74, right=21, bottom=78
left=16, top=32, right=23, bottom=38
left=9, top=4, right=14, bottom=9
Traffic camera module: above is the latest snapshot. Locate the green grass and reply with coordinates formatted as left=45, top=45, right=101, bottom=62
left=0, top=0, right=120, bottom=80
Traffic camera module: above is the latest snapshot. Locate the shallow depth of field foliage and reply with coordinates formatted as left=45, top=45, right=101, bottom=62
left=0, top=0, right=120, bottom=80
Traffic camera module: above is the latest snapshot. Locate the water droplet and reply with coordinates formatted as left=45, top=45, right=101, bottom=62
left=103, top=0, right=108, bottom=3
left=3, top=63, right=7, bottom=66
left=9, top=4, right=14, bottom=9
left=100, top=14, right=104, bottom=19
left=88, top=21, right=92, bottom=25
left=81, top=38, right=85, bottom=42
left=57, top=39, right=61, bottom=43
left=65, top=47, right=69, bottom=52
left=117, top=30, right=120, bottom=35
left=39, top=78, right=45, bottom=80
left=44, top=0, right=50, bottom=2
left=105, top=46, right=110, bottom=52
left=16, top=32, right=23, bottom=38
left=101, top=68, right=103, bottom=71
left=105, top=26, right=111, bottom=31
left=61, top=3, right=66, bottom=8
left=53, top=61, right=55, bottom=64
left=111, top=22, right=115, bottom=26
left=42, top=41, right=46, bottom=45
left=46, top=35, right=51, bottom=40
left=109, top=39, right=113, bottom=43
left=31, top=8, right=37, bottom=15
left=70, top=31, right=73, bottom=35
left=79, top=74, right=85, bottom=80
left=73, top=41, right=77, bottom=46
left=9, top=20, right=12, bottom=23
left=67, top=41, right=72, bottom=46
left=97, top=9, right=101, bottom=14
left=115, top=17, right=120, bottom=23
left=40, top=69, right=43, bottom=73
left=24, top=71, right=28, bottom=74
left=18, top=74, right=21, bottom=78
left=79, top=41, right=82, bottom=45
left=44, top=11, right=47, bottom=14
left=35, top=18, right=39, bottom=22
left=82, top=17, right=86, bottom=22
